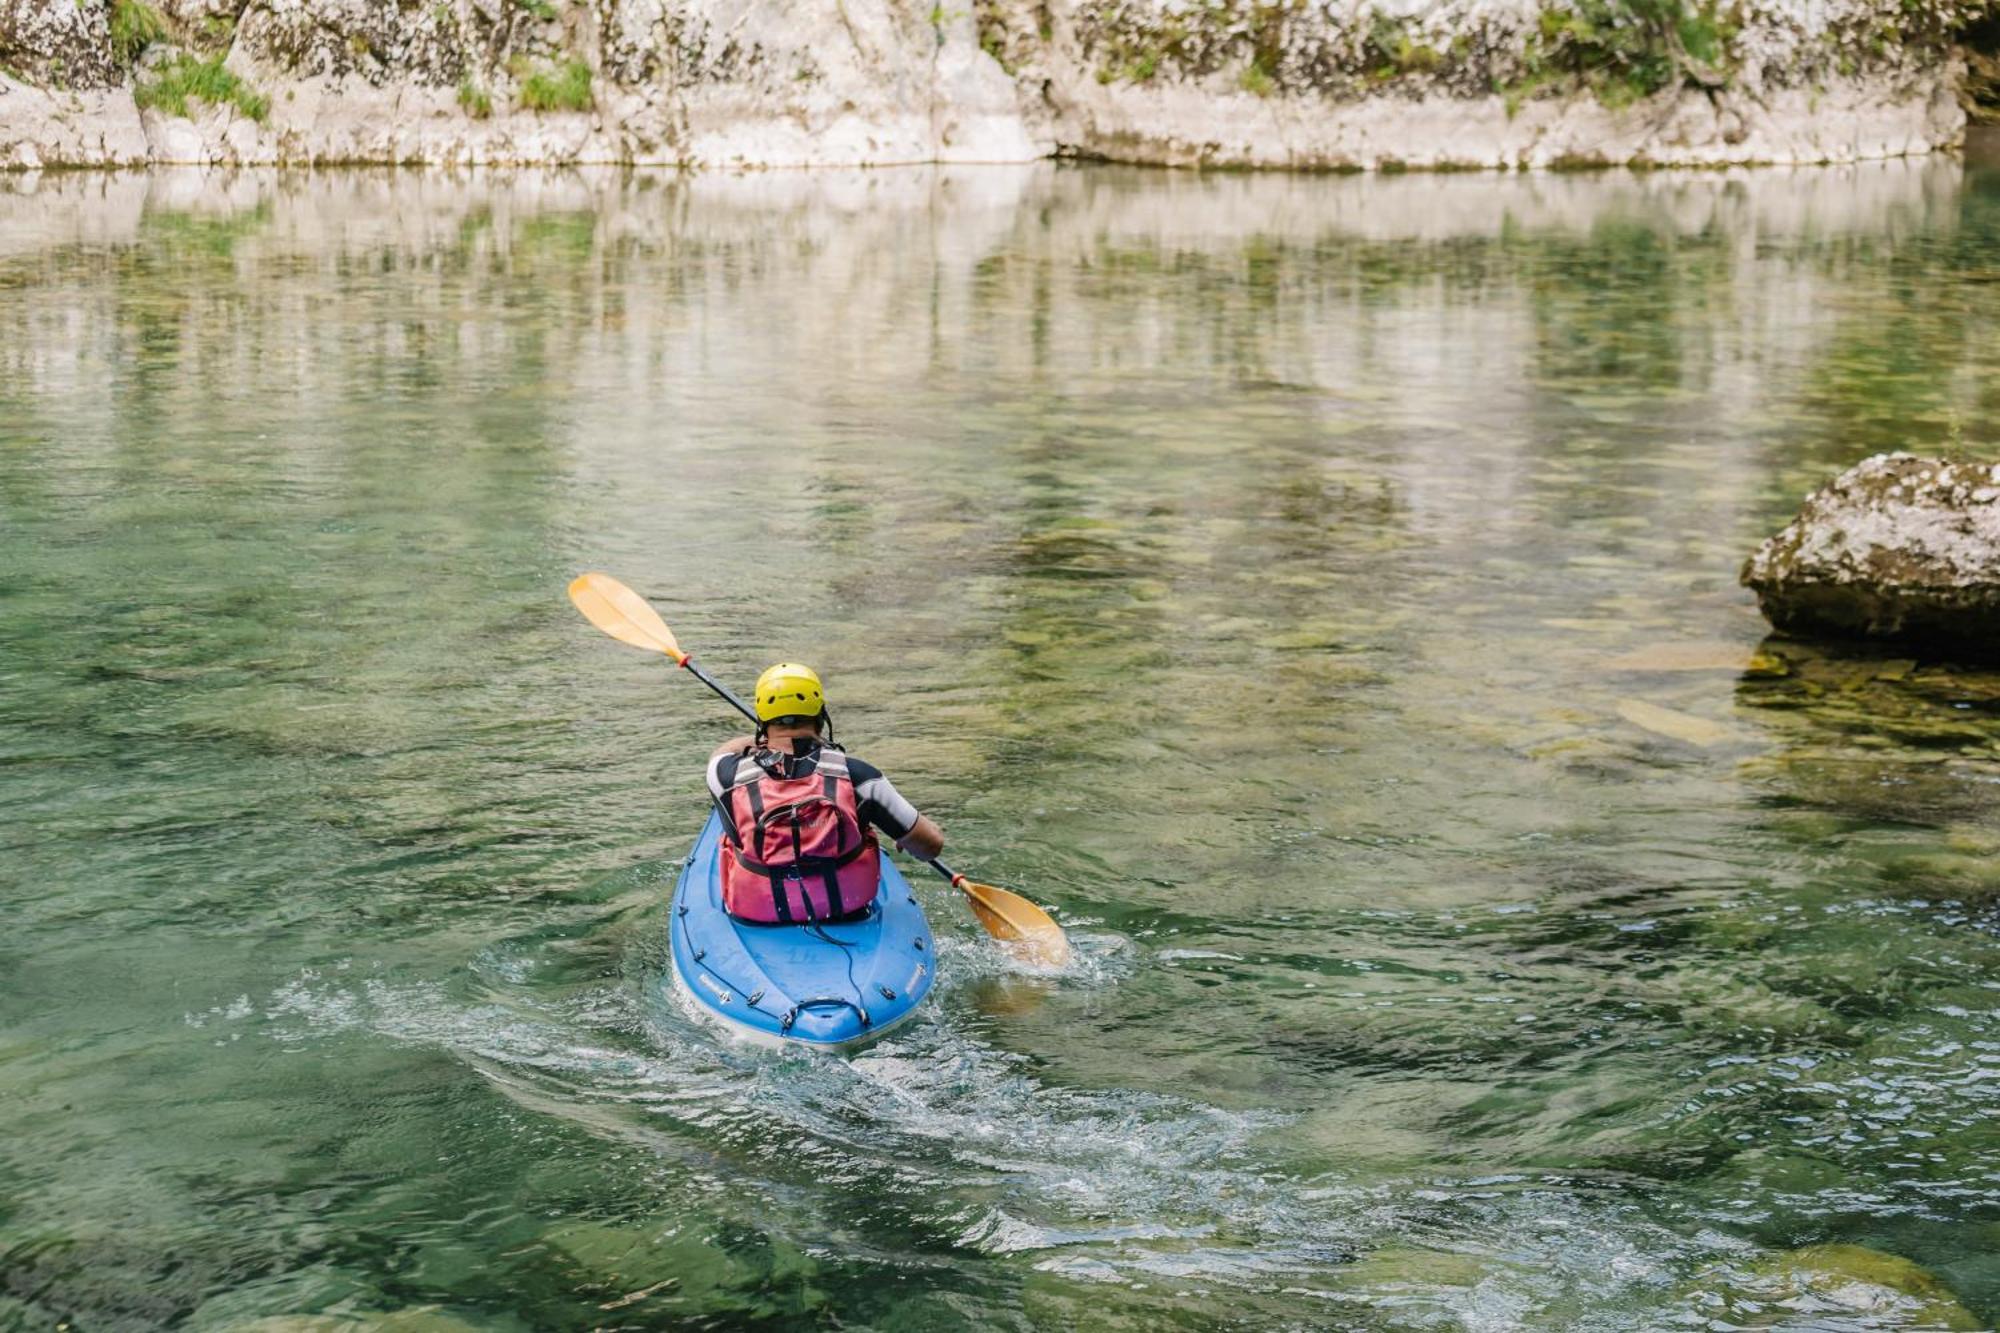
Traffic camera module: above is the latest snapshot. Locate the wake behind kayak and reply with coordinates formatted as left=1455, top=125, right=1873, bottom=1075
left=668, top=811, right=936, bottom=1050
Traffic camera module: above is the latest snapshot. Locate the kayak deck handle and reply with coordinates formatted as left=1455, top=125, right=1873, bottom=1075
left=778, top=997, right=872, bottom=1033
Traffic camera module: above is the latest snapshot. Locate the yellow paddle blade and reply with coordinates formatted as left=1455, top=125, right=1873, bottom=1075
left=958, top=878, right=1071, bottom=968
left=568, top=572, right=688, bottom=664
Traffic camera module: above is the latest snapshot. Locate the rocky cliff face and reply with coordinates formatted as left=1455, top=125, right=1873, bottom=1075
left=0, top=0, right=1992, bottom=169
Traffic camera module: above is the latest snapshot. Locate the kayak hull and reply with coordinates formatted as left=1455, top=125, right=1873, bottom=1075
left=668, top=811, right=935, bottom=1052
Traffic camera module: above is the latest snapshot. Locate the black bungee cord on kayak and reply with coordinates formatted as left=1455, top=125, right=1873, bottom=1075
left=677, top=847, right=877, bottom=1033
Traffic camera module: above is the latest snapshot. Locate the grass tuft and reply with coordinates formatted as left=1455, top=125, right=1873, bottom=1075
left=135, top=53, right=270, bottom=122
left=518, top=57, right=592, bottom=112
left=457, top=75, right=492, bottom=118
left=110, top=0, right=169, bottom=67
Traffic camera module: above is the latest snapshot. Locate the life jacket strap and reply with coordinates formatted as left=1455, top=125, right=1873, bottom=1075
left=745, top=780, right=768, bottom=861
left=820, top=771, right=843, bottom=915
left=736, top=838, right=868, bottom=922
left=733, top=839, right=870, bottom=876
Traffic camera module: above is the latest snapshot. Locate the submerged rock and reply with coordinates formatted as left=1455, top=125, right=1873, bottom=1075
left=1605, top=640, right=1780, bottom=672
left=1615, top=697, right=1737, bottom=747
left=1745, top=1244, right=1983, bottom=1330
left=1742, top=453, right=2000, bottom=656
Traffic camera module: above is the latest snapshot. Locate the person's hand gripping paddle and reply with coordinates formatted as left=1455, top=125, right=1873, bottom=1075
left=568, top=572, right=1071, bottom=967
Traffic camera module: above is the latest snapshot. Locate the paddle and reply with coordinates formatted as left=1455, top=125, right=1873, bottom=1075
left=567, top=572, right=1071, bottom=967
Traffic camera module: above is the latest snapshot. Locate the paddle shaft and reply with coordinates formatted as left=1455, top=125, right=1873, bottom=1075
left=673, top=652, right=961, bottom=881
left=681, top=657, right=758, bottom=726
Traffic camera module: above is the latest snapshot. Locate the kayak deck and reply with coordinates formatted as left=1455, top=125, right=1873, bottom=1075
left=668, top=811, right=935, bottom=1050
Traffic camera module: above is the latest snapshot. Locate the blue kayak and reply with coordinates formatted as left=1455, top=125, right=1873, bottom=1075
left=668, top=811, right=936, bottom=1050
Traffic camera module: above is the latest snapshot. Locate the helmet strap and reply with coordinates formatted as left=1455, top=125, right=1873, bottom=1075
left=753, top=713, right=829, bottom=763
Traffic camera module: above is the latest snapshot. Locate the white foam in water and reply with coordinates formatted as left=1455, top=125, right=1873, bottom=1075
left=933, top=928, right=1138, bottom=988
left=253, top=961, right=1776, bottom=1326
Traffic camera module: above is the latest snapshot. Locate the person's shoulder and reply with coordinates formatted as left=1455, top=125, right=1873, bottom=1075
left=836, top=751, right=886, bottom=784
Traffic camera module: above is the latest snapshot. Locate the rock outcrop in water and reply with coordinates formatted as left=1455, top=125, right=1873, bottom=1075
left=1743, top=453, right=2000, bottom=656
left=0, top=0, right=1991, bottom=168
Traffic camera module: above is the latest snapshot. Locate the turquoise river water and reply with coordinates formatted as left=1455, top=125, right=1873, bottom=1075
left=3, top=160, right=1999, bottom=1330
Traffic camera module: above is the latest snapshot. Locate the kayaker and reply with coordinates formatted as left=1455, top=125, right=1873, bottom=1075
left=707, top=662, right=944, bottom=924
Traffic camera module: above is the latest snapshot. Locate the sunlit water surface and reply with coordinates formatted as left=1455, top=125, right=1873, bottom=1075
left=3, top=161, right=1999, bottom=1330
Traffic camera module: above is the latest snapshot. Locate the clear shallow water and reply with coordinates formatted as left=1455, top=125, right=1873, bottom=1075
left=2, top=161, right=1999, bottom=1330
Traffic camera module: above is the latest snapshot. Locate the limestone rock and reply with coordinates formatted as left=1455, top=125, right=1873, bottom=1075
left=0, top=0, right=121, bottom=88
left=0, top=78, right=148, bottom=167
left=235, top=0, right=468, bottom=88
left=0, top=0, right=1989, bottom=168
left=988, top=0, right=1973, bottom=169
left=1742, top=452, right=2000, bottom=655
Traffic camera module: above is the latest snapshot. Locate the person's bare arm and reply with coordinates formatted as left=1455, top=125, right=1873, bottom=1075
left=710, top=735, right=755, bottom=762
left=895, top=814, right=945, bottom=861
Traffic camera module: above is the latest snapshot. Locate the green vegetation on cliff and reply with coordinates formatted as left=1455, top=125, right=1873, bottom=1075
left=108, top=0, right=167, bottom=67
left=518, top=57, right=592, bottom=112
left=1022, top=0, right=1998, bottom=109
left=1512, top=0, right=1735, bottom=109
left=458, top=76, right=493, bottom=118
left=134, top=53, right=269, bottom=122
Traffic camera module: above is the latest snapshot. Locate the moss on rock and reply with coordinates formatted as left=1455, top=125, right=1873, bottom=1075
left=1754, top=1244, right=1983, bottom=1330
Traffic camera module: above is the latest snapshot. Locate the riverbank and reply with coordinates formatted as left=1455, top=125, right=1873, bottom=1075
left=1, top=0, right=1993, bottom=170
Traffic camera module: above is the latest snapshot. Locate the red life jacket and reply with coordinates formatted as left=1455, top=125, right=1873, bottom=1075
left=715, top=745, right=880, bottom=923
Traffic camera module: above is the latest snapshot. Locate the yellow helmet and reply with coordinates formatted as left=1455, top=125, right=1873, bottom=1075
left=755, top=662, right=825, bottom=723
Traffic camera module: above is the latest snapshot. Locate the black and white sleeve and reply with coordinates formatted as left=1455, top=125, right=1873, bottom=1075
left=844, top=757, right=921, bottom=840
